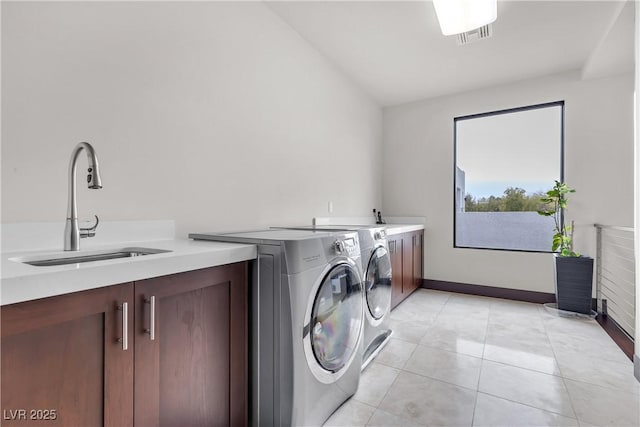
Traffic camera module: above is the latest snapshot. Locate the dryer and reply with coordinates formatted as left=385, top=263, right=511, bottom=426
left=357, top=226, right=393, bottom=367
left=272, top=225, right=393, bottom=368
left=189, top=229, right=365, bottom=427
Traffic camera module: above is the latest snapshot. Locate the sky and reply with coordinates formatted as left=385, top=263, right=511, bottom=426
left=456, top=104, right=562, bottom=199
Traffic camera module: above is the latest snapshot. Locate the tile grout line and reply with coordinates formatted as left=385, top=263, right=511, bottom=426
left=474, top=390, right=579, bottom=421
left=367, top=373, right=402, bottom=424
left=394, top=294, right=485, bottom=392
left=362, top=291, right=454, bottom=424
left=477, top=344, right=639, bottom=409
left=471, top=298, right=495, bottom=426
left=410, top=341, right=485, bottom=360
left=397, top=294, right=449, bottom=370
left=469, top=386, right=480, bottom=427
left=361, top=401, right=376, bottom=427
left=541, top=310, right=640, bottom=426
left=545, top=367, right=640, bottom=397
left=397, top=360, right=483, bottom=393
left=449, top=297, right=490, bottom=427
left=481, top=304, right=569, bottom=378
left=474, top=303, right=580, bottom=422
left=374, top=292, right=637, bottom=427
left=481, top=299, right=495, bottom=361
left=377, top=291, right=476, bottom=427
left=481, top=358, right=562, bottom=379
left=359, top=362, right=403, bottom=405
left=544, top=318, right=639, bottom=392
left=399, top=342, right=417, bottom=371
left=376, top=369, right=402, bottom=409
left=410, top=291, right=452, bottom=351
left=540, top=306, right=580, bottom=422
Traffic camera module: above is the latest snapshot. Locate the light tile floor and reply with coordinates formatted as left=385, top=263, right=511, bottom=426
left=324, top=289, right=640, bottom=427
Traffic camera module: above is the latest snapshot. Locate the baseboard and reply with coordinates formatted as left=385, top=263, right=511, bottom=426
left=421, top=279, right=635, bottom=362
left=421, top=279, right=556, bottom=304
left=635, top=355, right=640, bottom=383
left=595, top=315, right=634, bottom=361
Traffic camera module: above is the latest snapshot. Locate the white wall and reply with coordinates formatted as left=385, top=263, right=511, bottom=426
left=384, top=71, right=635, bottom=293
left=1, top=2, right=382, bottom=238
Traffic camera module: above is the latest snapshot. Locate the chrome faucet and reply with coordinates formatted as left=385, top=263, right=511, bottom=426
left=64, top=142, right=103, bottom=251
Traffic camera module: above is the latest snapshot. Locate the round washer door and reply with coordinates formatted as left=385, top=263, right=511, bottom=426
left=365, top=246, right=392, bottom=320
left=310, top=263, right=363, bottom=373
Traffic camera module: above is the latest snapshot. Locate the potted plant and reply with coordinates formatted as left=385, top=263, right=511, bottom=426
left=537, top=181, right=593, bottom=314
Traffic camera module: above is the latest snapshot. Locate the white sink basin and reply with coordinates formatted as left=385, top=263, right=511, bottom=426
left=14, top=247, right=172, bottom=267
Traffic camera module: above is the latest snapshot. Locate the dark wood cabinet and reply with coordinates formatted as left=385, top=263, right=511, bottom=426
left=1, top=284, right=134, bottom=427
left=134, top=263, right=247, bottom=427
left=1, top=262, right=248, bottom=427
left=402, top=233, right=416, bottom=294
left=412, top=231, right=424, bottom=293
left=389, top=230, right=424, bottom=309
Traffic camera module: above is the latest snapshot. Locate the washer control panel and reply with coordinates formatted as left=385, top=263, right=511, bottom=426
left=335, top=237, right=359, bottom=257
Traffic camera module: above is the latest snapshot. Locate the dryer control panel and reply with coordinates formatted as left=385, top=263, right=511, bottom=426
left=373, top=230, right=386, bottom=241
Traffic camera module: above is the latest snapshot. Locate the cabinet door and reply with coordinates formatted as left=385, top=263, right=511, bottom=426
left=389, top=237, right=404, bottom=309
left=402, top=233, right=415, bottom=295
left=412, top=231, right=423, bottom=291
left=134, top=263, right=248, bottom=427
left=1, top=284, right=134, bottom=427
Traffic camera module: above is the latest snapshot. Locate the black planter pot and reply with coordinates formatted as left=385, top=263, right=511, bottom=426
left=554, top=255, right=594, bottom=314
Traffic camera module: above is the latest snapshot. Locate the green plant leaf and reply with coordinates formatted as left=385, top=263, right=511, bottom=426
left=538, top=181, right=578, bottom=254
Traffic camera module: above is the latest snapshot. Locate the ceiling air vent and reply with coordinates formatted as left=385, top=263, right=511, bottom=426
left=456, top=24, right=492, bottom=46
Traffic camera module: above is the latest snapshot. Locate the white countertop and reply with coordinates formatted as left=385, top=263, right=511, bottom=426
left=312, top=216, right=425, bottom=236
left=0, top=218, right=423, bottom=306
left=1, top=238, right=257, bottom=306
left=384, top=224, right=425, bottom=236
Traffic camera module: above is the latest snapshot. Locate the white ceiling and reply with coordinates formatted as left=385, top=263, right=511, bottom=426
left=266, top=1, right=636, bottom=106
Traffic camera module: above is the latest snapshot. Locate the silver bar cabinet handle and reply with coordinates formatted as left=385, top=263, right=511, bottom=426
left=118, top=302, right=128, bottom=351
left=122, top=302, right=128, bottom=350
left=145, top=296, right=156, bottom=341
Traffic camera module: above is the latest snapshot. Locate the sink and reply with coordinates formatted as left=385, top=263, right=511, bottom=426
left=18, top=247, right=172, bottom=267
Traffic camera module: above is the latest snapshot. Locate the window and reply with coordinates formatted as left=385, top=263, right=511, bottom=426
left=454, top=101, right=564, bottom=252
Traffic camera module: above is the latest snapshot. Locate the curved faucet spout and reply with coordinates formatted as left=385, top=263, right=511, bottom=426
left=64, top=142, right=103, bottom=251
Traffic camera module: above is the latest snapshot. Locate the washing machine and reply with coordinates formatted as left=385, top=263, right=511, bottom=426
left=272, top=225, right=393, bottom=368
left=188, top=229, right=365, bottom=427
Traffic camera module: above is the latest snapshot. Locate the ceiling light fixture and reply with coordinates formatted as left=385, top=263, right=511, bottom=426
left=432, top=0, right=497, bottom=36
